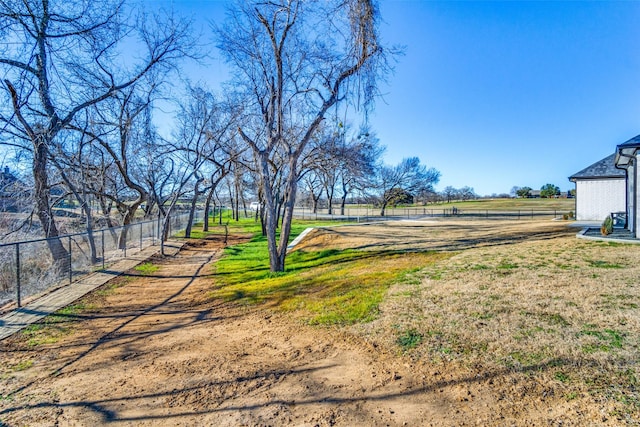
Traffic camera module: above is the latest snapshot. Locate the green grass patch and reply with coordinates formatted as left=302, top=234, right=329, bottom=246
left=505, top=350, right=548, bottom=367
left=134, top=262, right=160, bottom=276
left=214, top=247, right=450, bottom=325
left=95, top=278, right=129, bottom=296
left=600, top=294, right=639, bottom=310
left=20, top=304, right=87, bottom=347
left=580, top=328, right=625, bottom=353
left=22, top=324, right=66, bottom=347
left=11, top=360, right=33, bottom=372
left=209, top=218, right=452, bottom=325
left=396, top=328, right=423, bottom=351
left=587, top=260, right=624, bottom=269
left=48, top=304, right=86, bottom=322
left=497, top=262, right=518, bottom=270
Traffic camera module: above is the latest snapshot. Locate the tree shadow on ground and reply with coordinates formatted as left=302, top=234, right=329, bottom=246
left=1, top=241, right=223, bottom=399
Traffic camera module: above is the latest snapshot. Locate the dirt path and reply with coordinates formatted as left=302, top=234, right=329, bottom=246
left=0, top=231, right=591, bottom=426
left=0, top=235, right=437, bottom=426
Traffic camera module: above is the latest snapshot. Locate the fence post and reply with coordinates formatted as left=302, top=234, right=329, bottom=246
left=101, top=230, right=105, bottom=270
left=124, top=226, right=127, bottom=258
left=140, top=223, right=143, bottom=249
left=16, top=243, right=21, bottom=308
left=68, top=236, right=72, bottom=284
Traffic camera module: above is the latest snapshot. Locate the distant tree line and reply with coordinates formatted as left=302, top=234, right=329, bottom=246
left=510, top=184, right=573, bottom=198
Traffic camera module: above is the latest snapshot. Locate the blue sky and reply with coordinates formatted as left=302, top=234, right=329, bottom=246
left=165, top=0, right=640, bottom=196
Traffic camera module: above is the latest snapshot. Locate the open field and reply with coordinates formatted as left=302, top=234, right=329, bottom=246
left=425, top=197, right=576, bottom=211
left=0, top=218, right=638, bottom=425
left=304, top=198, right=577, bottom=220
left=335, top=197, right=576, bottom=212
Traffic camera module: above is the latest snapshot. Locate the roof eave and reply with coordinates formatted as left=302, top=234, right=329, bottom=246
left=569, top=175, right=626, bottom=181
left=615, top=145, right=638, bottom=168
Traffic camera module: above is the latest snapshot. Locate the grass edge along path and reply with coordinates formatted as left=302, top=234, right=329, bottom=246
left=206, top=218, right=453, bottom=325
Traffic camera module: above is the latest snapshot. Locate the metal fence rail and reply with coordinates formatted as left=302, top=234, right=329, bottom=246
left=292, top=207, right=571, bottom=221
left=0, top=211, right=202, bottom=310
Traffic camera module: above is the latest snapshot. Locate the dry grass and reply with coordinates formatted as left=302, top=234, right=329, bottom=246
left=299, top=219, right=640, bottom=423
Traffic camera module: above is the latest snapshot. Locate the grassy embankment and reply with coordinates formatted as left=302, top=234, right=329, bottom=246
left=199, top=217, right=450, bottom=325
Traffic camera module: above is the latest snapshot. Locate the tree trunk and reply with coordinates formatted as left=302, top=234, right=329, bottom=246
left=275, top=160, right=299, bottom=272
left=81, top=201, right=99, bottom=264
left=326, top=185, right=334, bottom=215
left=380, top=200, right=388, bottom=217
left=340, top=186, right=348, bottom=216
left=185, top=178, right=203, bottom=238
left=117, top=207, right=139, bottom=250
left=257, top=154, right=281, bottom=272
left=33, top=139, right=70, bottom=270
left=99, top=196, right=119, bottom=246
left=203, top=186, right=215, bottom=232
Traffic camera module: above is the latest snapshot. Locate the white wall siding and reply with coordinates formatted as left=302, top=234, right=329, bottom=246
left=575, top=179, right=626, bottom=221
left=634, top=156, right=640, bottom=238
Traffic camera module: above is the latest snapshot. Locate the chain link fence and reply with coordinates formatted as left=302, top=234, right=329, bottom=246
left=0, top=211, right=202, bottom=310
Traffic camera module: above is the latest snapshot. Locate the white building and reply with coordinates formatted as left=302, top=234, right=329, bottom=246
left=569, top=153, right=626, bottom=222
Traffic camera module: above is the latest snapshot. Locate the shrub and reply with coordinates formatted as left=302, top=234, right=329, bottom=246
left=601, top=216, right=613, bottom=236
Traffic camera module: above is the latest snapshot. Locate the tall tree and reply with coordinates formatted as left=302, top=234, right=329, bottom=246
left=442, top=186, right=458, bottom=203
left=377, top=157, right=440, bottom=216
left=540, top=183, right=560, bottom=198
left=0, top=0, right=193, bottom=266
left=516, top=186, right=532, bottom=198
left=85, top=83, right=158, bottom=248
left=216, top=0, right=391, bottom=272
left=168, top=85, right=236, bottom=236
left=337, top=130, right=382, bottom=215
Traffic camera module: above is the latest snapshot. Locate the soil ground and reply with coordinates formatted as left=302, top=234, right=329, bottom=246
left=0, top=221, right=636, bottom=426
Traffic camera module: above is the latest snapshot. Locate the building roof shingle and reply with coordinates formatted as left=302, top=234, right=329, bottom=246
left=569, top=153, right=625, bottom=181
left=617, top=134, right=640, bottom=149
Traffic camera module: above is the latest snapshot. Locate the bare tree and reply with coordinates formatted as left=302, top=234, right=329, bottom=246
left=458, top=186, right=477, bottom=201
left=336, top=129, right=382, bottom=215
left=84, top=83, right=159, bottom=248
left=0, top=0, right=194, bottom=267
left=377, top=157, right=440, bottom=216
left=216, top=0, right=391, bottom=272
left=168, top=85, right=240, bottom=235
left=442, top=186, right=458, bottom=203
left=300, top=172, right=323, bottom=214
left=48, top=126, right=104, bottom=262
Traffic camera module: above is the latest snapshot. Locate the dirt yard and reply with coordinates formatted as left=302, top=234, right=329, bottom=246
left=0, top=220, right=638, bottom=426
